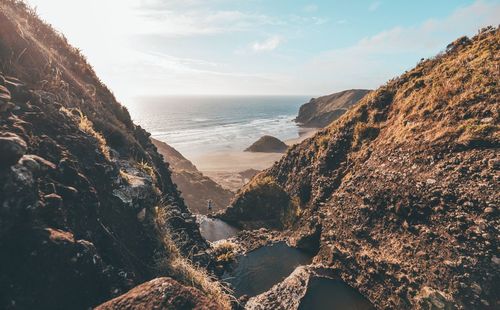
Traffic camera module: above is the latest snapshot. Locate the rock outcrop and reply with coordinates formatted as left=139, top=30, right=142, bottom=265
left=153, top=138, right=233, bottom=214
left=295, top=89, right=371, bottom=128
left=0, top=2, right=225, bottom=309
left=96, top=277, right=220, bottom=310
left=224, top=27, right=500, bottom=309
left=245, top=135, right=288, bottom=153
left=218, top=176, right=300, bottom=229
left=246, top=266, right=373, bottom=310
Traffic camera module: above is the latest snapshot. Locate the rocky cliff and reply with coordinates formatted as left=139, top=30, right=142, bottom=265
left=295, top=89, right=371, bottom=128
left=223, top=27, right=499, bottom=309
left=153, top=138, right=233, bottom=214
left=0, top=1, right=229, bottom=309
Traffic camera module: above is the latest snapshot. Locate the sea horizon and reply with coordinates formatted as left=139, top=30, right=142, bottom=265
left=126, top=95, right=312, bottom=161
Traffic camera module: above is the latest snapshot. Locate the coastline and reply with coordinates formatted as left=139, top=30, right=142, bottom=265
left=191, top=127, right=319, bottom=191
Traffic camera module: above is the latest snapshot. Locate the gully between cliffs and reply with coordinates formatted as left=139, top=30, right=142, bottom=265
left=199, top=217, right=375, bottom=309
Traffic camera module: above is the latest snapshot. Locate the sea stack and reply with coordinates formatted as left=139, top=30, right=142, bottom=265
left=245, top=135, right=288, bottom=153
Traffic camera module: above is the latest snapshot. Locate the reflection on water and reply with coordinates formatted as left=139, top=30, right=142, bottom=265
left=198, top=216, right=240, bottom=242
left=298, top=277, right=375, bottom=310
left=224, top=242, right=313, bottom=297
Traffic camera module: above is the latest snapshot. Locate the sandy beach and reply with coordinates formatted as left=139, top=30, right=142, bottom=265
left=192, top=127, right=319, bottom=191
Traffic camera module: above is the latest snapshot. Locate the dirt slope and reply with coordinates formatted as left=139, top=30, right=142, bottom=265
left=153, top=138, right=233, bottom=214
left=223, top=27, right=499, bottom=309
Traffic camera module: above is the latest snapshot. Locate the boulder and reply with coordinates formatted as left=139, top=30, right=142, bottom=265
left=96, top=277, right=219, bottom=310
left=0, top=133, right=27, bottom=168
left=414, top=286, right=454, bottom=310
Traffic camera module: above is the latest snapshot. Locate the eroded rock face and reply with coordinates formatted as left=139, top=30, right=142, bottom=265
left=295, top=89, right=371, bottom=128
left=96, top=277, right=220, bottom=310
left=288, top=217, right=322, bottom=254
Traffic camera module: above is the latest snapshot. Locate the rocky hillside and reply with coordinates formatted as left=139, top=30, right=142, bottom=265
left=295, top=89, right=371, bottom=128
left=153, top=138, right=233, bottom=214
left=222, top=27, right=499, bottom=309
left=245, top=135, right=288, bottom=153
left=0, top=1, right=229, bottom=309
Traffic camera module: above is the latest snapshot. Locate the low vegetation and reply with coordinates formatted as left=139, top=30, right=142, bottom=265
left=137, top=160, right=156, bottom=181
left=220, top=176, right=301, bottom=229
left=76, top=109, right=111, bottom=161
left=153, top=206, right=233, bottom=309
left=212, top=241, right=239, bottom=263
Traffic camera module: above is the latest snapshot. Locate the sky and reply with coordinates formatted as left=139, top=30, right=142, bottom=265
left=25, top=0, right=500, bottom=101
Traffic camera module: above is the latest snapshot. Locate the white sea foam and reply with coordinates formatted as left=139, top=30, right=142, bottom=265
left=127, top=95, right=310, bottom=158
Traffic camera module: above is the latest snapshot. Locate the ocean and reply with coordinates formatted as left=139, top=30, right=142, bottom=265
left=126, top=95, right=311, bottom=159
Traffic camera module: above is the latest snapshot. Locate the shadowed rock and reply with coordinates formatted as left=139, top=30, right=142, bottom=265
left=0, top=133, right=27, bottom=168
left=96, top=277, right=219, bottom=310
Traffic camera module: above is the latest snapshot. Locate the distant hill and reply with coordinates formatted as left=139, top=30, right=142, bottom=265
left=295, top=89, right=371, bottom=128
left=152, top=138, right=233, bottom=214
left=245, top=135, right=288, bottom=153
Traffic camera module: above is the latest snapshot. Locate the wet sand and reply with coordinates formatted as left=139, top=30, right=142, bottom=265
left=192, top=127, right=318, bottom=191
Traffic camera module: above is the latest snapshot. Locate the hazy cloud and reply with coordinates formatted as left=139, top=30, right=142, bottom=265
left=252, top=36, right=283, bottom=52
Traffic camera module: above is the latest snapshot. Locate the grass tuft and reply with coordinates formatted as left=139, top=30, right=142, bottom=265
left=138, top=160, right=156, bottom=180
left=212, top=241, right=239, bottom=263
left=153, top=206, right=233, bottom=309
left=75, top=109, right=111, bottom=161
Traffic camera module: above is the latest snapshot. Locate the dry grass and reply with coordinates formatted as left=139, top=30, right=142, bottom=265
left=212, top=241, right=239, bottom=263
left=59, top=107, right=112, bottom=161
left=76, top=109, right=111, bottom=161
left=119, top=169, right=131, bottom=184
left=138, top=160, right=156, bottom=180
left=353, top=123, right=380, bottom=148
left=153, top=206, right=233, bottom=309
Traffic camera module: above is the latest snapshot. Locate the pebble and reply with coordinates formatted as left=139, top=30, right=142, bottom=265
left=483, top=207, right=494, bottom=214
left=470, top=282, right=482, bottom=295
left=0, top=84, right=11, bottom=102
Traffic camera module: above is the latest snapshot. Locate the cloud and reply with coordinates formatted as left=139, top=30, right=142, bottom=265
left=136, top=9, right=281, bottom=37
left=369, top=1, right=382, bottom=11
left=252, top=36, right=283, bottom=52
left=287, top=0, right=500, bottom=95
